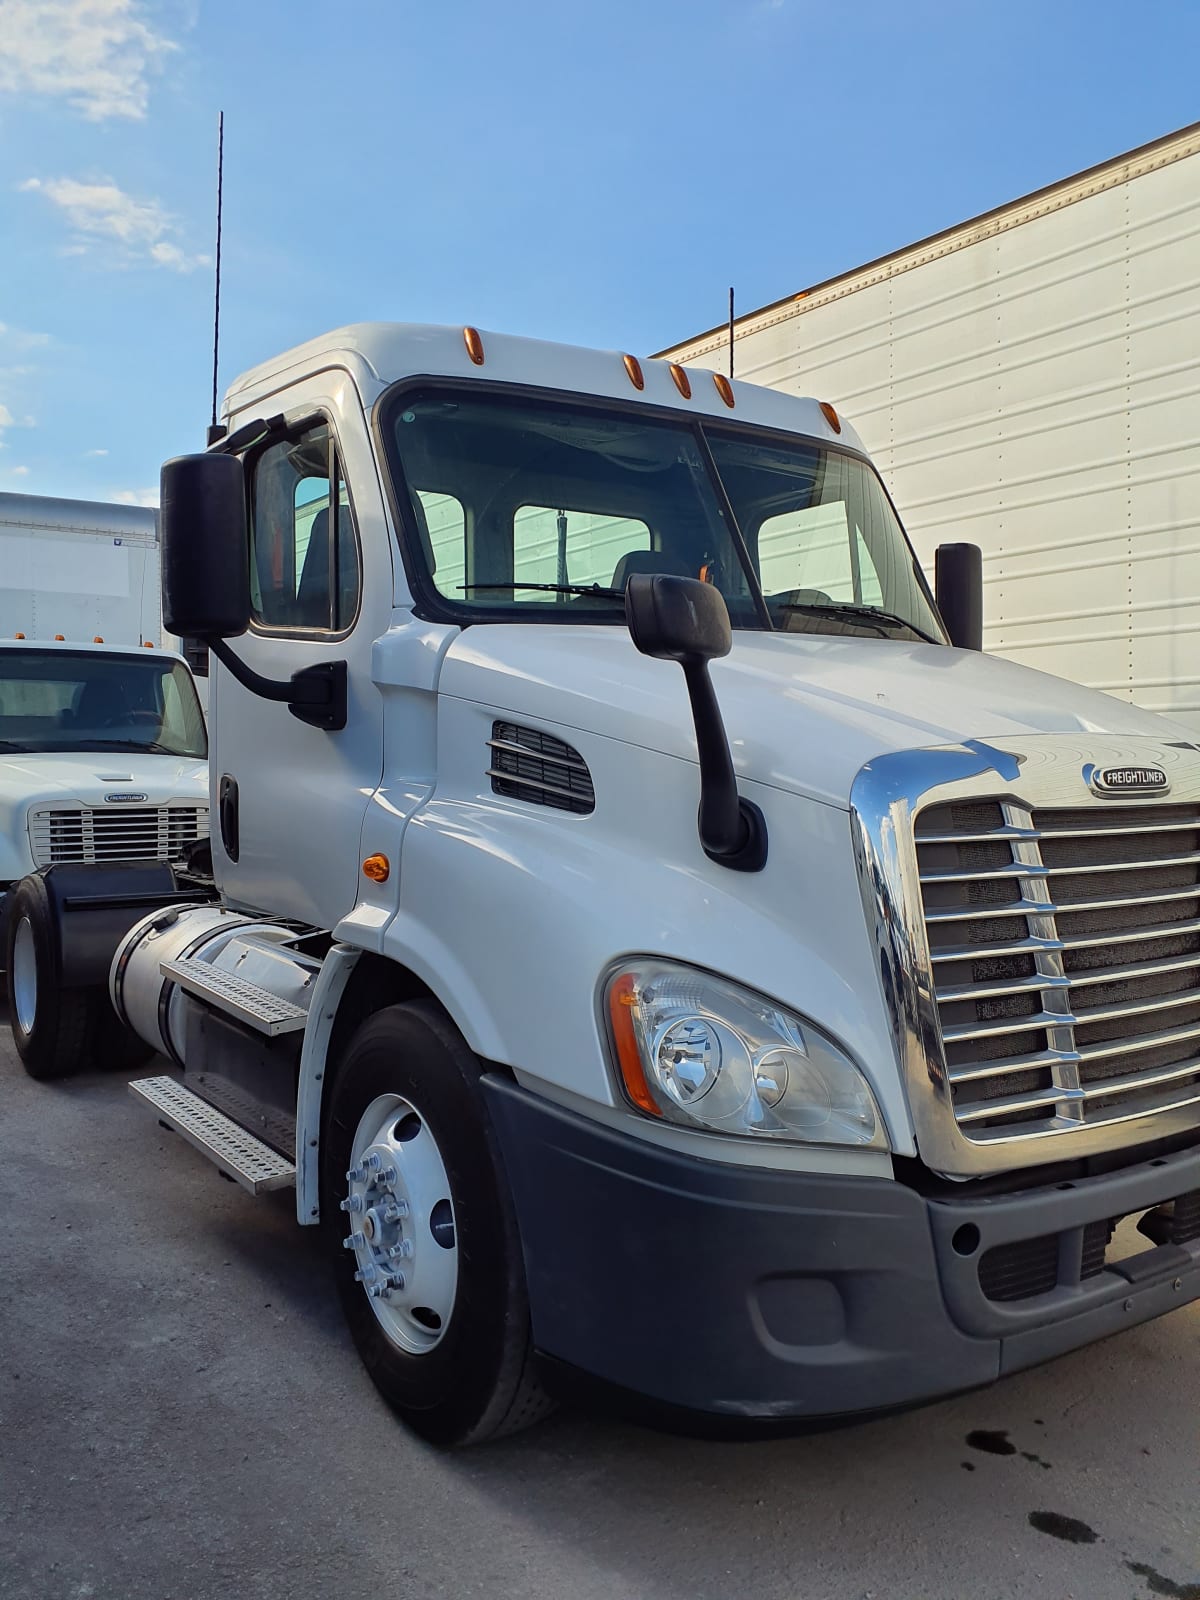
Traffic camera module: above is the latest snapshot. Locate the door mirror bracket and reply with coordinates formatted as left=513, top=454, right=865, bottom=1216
left=207, top=639, right=348, bottom=732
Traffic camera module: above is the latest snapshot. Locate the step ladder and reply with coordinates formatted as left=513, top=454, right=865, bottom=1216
left=161, top=955, right=309, bottom=1037
left=130, top=1075, right=296, bottom=1194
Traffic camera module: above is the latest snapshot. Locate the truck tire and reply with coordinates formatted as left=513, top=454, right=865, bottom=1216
left=321, top=1000, right=554, bottom=1446
left=5, top=878, right=94, bottom=1080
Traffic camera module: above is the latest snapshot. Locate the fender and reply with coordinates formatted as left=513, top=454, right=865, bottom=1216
left=23, top=863, right=207, bottom=989
left=294, top=943, right=361, bottom=1224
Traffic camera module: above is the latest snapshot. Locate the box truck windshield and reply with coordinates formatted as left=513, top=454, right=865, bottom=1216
left=0, top=649, right=207, bottom=758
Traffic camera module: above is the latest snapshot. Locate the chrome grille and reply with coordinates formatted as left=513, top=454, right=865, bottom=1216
left=487, top=722, right=595, bottom=815
left=29, top=804, right=209, bottom=867
left=916, top=798, right=1200, bottom=1144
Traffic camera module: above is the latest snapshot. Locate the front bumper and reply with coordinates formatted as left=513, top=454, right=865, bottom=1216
left=483, top=1078, right=1200, bottom=1422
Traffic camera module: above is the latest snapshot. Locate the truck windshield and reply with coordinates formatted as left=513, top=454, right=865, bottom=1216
left=0, top=650, right=207, bottom=758
left=383, top=388, right=944, bottom=643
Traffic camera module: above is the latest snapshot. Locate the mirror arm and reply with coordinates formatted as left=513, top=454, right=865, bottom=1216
left=680, top=659, right=768, bottom=872
left=206, top=638, right=348, bottom=732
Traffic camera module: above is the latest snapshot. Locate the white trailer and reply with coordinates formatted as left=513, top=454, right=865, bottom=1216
left=657, top=120, right=1200, bottom=731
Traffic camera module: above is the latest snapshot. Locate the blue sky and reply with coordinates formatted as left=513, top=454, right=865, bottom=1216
left=2, top=0, right=1199, bottom=505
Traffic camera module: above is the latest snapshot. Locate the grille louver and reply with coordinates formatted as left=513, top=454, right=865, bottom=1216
left=29, top=804, right=209, bottom=867
left=487, top=722, right=595, bottom=815
left=915, top=798, right=1200, bottom=1144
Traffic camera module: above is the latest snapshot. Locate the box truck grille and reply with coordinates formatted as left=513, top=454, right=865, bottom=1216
left=487, top=722, right=595, bottom=815
left=915, top=799, right=1200, bottom=1144
left=29, top=804, right=209, bottom=866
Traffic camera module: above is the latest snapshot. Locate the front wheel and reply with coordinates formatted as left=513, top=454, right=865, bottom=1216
left=321, top=1000, right=553, bottom=1446
left=5, top=878, right=94, bottom=1080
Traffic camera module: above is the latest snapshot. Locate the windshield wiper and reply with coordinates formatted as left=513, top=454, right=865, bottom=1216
left=81, top=738, right=190, bottom=755
left=772, top=600, right=942, bottom=646
left=460, top=582, right=625, bottom=601
left=0, top=739, right=31, bottom=752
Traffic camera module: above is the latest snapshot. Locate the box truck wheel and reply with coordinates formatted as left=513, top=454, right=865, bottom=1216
left=322, top=1000, right=553, bottom=1446
left=5, top=879, right=94, bottom=1080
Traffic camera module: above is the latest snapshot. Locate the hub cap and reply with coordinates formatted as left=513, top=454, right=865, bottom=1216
left=342, top=1094, right=457, bottom=1354
left=12, top=917, right=37, bottom=1035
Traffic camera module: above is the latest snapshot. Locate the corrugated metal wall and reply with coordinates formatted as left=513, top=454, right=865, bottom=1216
left=661, top=126, right=1200, bottom=729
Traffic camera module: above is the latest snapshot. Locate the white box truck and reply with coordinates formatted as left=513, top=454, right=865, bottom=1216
left=658, top=120, right=1200, bottom=730
left=7, top=322, right=1200, bottom=1446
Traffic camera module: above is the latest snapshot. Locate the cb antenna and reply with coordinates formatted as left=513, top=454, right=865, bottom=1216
left=207, top=111, right=225, bottom=446
left=728, top=285, right=734, bottom=380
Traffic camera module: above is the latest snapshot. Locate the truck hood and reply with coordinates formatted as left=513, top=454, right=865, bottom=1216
left=0, top=751, right=208, bottom=805
left=440, top=626, right=1179, bottom=810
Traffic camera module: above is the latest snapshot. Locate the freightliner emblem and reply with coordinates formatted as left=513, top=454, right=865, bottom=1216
left=105, top=792, right=148, bottom=803
left=1084, top=764, right=1169, bottom=797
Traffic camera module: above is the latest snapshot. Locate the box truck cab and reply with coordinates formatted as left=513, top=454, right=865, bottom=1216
left=9, top=323, right=1200, bottom=1445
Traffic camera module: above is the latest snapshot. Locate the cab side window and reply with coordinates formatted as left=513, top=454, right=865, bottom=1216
left=250, top=423, right=360, bottom=631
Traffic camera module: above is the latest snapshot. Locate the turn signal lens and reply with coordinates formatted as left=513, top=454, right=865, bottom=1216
left=607, top=970, right=659, bottom=1116
left=93, top=635, right=104, bottom=643
left=463, top=326, right=485, bottom=366
left=622, top=353, right=645, bottom=391
left=713, top=372, right=735, bottom=408
left=361, top=854, right=390, bottom=883
left=54, top=634, right=65, bottom=641
left=668, top=363, right=692, bottom=399
left=144, top=641, right=154, bottom=648
left=14, top=632, right=25, bottom=639
left=819, top=401, right=841, bottom=433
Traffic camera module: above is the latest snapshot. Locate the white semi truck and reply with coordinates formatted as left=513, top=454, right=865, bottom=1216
left=7, top=322, right=1199, bottom=1446
left=659, top=119, right=1200, bottom=731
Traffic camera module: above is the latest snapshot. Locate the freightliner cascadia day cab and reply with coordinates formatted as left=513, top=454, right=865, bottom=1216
left=8, top=324, right=1200, bottom=1446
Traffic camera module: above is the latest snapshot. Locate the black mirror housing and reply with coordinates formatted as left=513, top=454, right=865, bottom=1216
left=625, top=572, right=732, bottom=664
left=160, top=452, right=251, bottom=639
left=935, top=542, right=983, bottom=651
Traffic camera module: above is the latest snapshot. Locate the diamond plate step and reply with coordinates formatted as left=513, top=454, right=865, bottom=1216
left=161, top=955, right=308, bottom=1036
left=130, top=1075, right=296, bottom=1194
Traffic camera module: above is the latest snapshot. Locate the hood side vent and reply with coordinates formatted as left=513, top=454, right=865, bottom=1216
left=487, top=721, right=595, bottom=815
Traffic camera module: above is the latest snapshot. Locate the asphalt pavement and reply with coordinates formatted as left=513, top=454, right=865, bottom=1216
left=1, top=1006, right=1197, bottom=1600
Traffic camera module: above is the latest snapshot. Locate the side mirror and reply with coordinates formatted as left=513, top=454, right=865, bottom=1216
left=935, top=542, right=983, bottom=651
left=626, top=574, right=766, bottom=872
left=160, top=452, right=251, bottom=639
left=625, top=570, right=732, bottom=663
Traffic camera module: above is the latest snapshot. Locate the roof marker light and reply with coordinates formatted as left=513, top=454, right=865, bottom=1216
left=819, top=401, right=842, bottom=433
left=463, top=326, right=485, bottom=365
left=622, top=354, right=645, bottom=391
left=14, top=633, right=25, bottom=639
left=54, top=634, right=65, bottom=641
left=94, top=636, right=104, bottom=643
left=144, top=641, right=154, bottom=648
left=713, top=372, right=735, bottom=408
left=669, top=363, right=692, bottom=399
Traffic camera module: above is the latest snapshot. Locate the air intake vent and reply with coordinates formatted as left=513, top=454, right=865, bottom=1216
left=487, top=722, right=594, bottom=815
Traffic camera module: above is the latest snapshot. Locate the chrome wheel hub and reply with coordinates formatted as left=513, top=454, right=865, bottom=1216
left=342, top=1094, right=457, bottom=1354
left=12, top=917, right=37, bottom=1035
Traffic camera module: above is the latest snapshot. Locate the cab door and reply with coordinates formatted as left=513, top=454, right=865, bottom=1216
left=211, top=379, right=390, bottom=929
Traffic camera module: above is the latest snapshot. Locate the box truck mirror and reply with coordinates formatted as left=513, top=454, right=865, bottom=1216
left=625, top=573, right=767, bottom=872
left=935, top=543, right=983, bottom=651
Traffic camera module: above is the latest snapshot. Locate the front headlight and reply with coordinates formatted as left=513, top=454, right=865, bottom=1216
left=605, top=961, right=886, bottom=1149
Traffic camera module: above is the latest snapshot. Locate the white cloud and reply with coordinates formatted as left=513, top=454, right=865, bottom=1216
left=10, top=465, right=30, bottom=477
left=0, top=0, right=176, bottom=121
left=114, top=487, right=158, bottom=506
left=20, top=176, right=209, bottom=273
left=85, top=447, right=109, bottom=457
left=0, top=404, right=13, bottom=429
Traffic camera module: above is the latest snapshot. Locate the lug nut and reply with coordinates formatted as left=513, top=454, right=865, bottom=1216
left=345, top=1165, right=366, bottom=1183
left=387, top=1240, right=413, bottom=1261
left=380, top=1167, right=399, bottom=1186
left=353, top=1265, right=377, bottom=1284
left=363, top=1153, right=383, bottom=1172
left=339, top=1194, right=364, bottom=1214
left=367, top=1283, right=391, bottom=1300
left=387, top=1272, right=406, bottom=1291
left=342, top=1232, right=365, bottom=1251
left=381, top=1201, right=408, bottom=1224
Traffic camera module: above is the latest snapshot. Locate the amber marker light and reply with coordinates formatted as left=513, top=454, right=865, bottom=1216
left=669, top=363, right=692, bottom=399
left=54, top=634, right=65, bottom=641
left=607, top=971, right=660, bottom=1116
left=144, top=641, right=154, bottom=648
left=362, top=853, right=390, bottom=883
left=713, top=372, right=735, bottom=408
left=622, top=353, right=645, bottom=391
left=93, top=636, right=104, bottom=643
left=14, top=633, right=25, bottom=639
left=463, top=326, right=485, bottom=365
left=819, top=401, right=842, bottom=433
